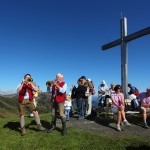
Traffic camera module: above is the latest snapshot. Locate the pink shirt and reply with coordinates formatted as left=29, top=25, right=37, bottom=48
left=138, top=92, right=150, bottom=105
left=111, top=92, right=124, bottom=108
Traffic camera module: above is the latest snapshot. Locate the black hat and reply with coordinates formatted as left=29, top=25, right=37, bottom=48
left=80, top=76, right=86, bottom=80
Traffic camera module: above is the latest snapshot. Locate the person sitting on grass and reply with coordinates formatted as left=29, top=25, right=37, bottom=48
left=111, top=85, right=131, bottom=131
left=138, top=87, right=150, bottom=128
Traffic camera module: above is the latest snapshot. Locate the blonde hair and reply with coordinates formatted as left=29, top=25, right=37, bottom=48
left=66, top=94, right=71, bottom=101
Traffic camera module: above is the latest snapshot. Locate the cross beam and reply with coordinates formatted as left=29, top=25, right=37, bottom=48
left=102, top=27, right=150, bottom=50
left=101, top=17, right=150, bottom=98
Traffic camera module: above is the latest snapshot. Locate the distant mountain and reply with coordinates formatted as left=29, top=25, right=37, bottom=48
left=0, top=93, right=99, bottom=118
left=92, top=95, right=98, bottom=108
left=0, top=95, right=18, bottom=118
left=0, top=92, right=52, bottom=118
left=0, top=89, right=16, bottom=96
left=2, top=93, right=18, bottom=98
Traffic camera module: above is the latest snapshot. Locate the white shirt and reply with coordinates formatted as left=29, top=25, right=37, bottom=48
left=17, top=84, right=29, bottom=99
left=128, top=94, right=136, bottom=100
left=64, top=100, right=72, bottom=110
left=98, top=84, right=109, bottom=96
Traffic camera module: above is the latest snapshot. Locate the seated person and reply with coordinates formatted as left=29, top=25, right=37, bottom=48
left=111, top=85, right=131, bottom=131
left=98, top=80, right=109, bottom=107
left=128, top=91, right=140, bottom=111
left=109, top=82, right=115, bottom=95
left=128, top=83, right=139, bottom=96
left=138, top=87, right=150, bottom=128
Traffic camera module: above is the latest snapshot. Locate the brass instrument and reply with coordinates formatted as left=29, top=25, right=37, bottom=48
left=27, top=78, right=33, bottom=83
left=46, top=80, right=54, bottom=87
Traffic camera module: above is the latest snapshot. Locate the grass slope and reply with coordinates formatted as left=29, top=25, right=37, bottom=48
left=0, top=113, right=150, bottom=150
left=0, top=93, right=51, bottom=118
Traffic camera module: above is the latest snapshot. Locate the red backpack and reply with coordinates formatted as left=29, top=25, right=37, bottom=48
left=91, top=82, right=96, bottom=95
left=134, top=87, right=139, bottom=96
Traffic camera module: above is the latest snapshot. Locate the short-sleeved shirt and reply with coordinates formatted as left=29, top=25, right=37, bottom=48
left=138, top=92, right=150, bottom=105
left=111, top=92, right=124, bottom=108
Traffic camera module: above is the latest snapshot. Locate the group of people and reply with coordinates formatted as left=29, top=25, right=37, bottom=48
left=98, top=81, right=150, bottom=130
left=17, top=73, right=150, bottom=136
left=97, top=80, right=131, bottom=131
left=71, top=76, right=95, bottom=120
left=17, top=73, right=70, bottom=136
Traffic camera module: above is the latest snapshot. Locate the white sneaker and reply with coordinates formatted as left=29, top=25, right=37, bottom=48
left=124, top=121, right=131, bottom=127
left=116, top=125, right=121, bottom=131
left=30, top=113, right=34, bottom=118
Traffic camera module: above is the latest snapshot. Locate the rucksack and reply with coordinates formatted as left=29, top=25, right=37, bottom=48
left=131, top=98, right=140, bottom=110
left=134, top=87, right=139, bottom=96
left=91, top=82, right=96, bottom=95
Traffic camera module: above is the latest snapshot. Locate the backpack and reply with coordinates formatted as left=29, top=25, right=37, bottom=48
left=91, top=82, right=96, bottom=95
left=134, top=87, right=139, bottom=96
left=92, top=89, right=96, bottom=95
left=129, top=87, right=139, bottom=96
left=131, top=98, right=140, bottom=110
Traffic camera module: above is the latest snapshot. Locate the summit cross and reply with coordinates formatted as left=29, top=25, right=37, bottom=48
left=101, top=17, right=150, bottom=98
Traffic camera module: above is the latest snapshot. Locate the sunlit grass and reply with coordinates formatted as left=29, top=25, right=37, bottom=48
left=0, top=113, right=150, bottom=150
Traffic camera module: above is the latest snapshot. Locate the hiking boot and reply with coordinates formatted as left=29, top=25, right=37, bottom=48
left=61, top=117, right=67, bottom=136
left=47, top=126, right=56, bottom=133
left=37, top=125, right=46, bottom=131
left=144, top=123, right=149, bottom=129
left=62, top=128, right=67, bottom=136
left=20, top=127, right=25, bottom=136
left=116, top=125, right=121, bottom=131
left=124, top=121, right=131, bottom=127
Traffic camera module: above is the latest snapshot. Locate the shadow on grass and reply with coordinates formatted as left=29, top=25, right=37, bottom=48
left=3, top=120, right=62, bottom=134
left=126, top=145, right=150, bottom=150
left=3, top=122, right=20, bottom=133
left=26, top=120, right=62, bottom=133
left=3, top=120, right=51, bottom=133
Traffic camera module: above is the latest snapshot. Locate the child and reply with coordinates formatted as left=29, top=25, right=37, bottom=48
left=64, top=93, right=72, bottom=121
left=30, top=83, right=40, bottom=117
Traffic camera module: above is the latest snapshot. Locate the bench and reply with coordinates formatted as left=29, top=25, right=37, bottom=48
left=104, top=98, right=140, bottom=118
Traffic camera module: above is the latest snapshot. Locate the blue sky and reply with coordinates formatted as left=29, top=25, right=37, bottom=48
left=0, top=0, right=150, bottom=95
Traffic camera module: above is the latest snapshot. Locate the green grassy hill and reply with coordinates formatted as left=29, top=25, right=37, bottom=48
left=0, top=92, right=51, bottom=118
left=0, top=95, right=18, bottom=118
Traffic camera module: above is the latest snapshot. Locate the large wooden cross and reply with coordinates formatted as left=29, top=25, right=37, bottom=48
left=101, top=17, right=150, bottom=98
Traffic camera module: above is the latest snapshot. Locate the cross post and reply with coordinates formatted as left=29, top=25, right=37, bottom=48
left=101, top=17, right=150, bottom=98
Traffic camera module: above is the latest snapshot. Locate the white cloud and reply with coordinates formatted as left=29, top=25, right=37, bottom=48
left=0, top=89, right=17, bottom=95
